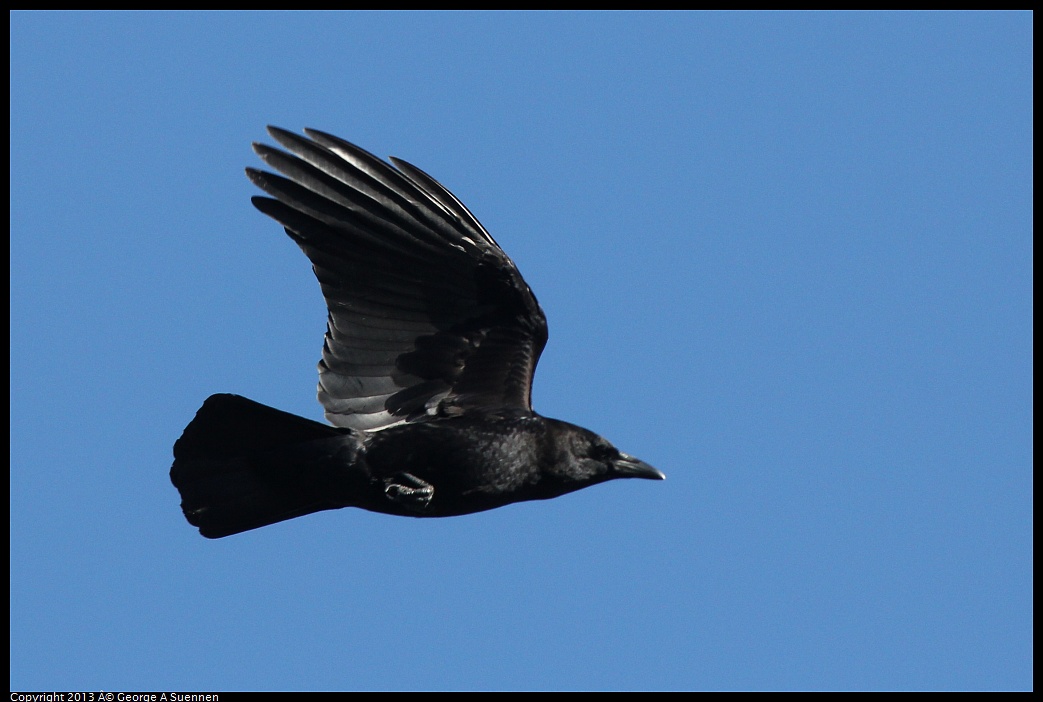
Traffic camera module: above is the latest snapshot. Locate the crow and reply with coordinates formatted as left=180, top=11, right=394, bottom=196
left=170, top=127, right=663, bottom=538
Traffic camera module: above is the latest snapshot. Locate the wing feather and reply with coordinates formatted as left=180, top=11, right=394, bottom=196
left=249, top=127, right=548, bottom=430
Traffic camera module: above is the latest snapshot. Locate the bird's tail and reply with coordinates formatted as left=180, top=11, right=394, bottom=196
left=170, top=394, right=364, bottom=538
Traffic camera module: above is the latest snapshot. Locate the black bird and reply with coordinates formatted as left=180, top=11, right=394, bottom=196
left=170, top=127, right=663, bottom=538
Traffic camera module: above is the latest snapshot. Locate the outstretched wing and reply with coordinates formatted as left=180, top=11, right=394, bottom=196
left=247, top=127, right=548, bottom=431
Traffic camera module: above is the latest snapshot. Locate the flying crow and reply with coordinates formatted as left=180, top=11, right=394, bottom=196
left=170, top=127, right=663, bottom=538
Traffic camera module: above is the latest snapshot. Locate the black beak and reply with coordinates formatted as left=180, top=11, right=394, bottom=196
left=614, top=453, right=665, bottom=480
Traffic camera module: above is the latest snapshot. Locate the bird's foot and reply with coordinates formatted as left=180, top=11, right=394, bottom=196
left=384, top=473, right=434, bottom=511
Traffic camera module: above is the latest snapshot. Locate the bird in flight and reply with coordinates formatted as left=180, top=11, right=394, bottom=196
left=170, top=127, right=663, bottom=538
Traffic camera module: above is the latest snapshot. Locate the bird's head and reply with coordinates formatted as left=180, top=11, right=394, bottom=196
left=545, top=420, right=665, bottom=488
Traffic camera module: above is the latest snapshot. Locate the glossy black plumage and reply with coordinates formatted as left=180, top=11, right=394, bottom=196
left=170, top=127, right=662, bottom=538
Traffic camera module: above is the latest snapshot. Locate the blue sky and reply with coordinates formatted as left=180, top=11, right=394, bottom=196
left=10, top=11, right=1032, bottom=691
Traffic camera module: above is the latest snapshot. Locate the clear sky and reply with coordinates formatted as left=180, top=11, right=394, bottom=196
left=10, top=11, right=1032, bottom=692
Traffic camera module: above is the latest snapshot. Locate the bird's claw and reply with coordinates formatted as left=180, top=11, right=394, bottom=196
left=384, top=473, right=434, bottom=511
